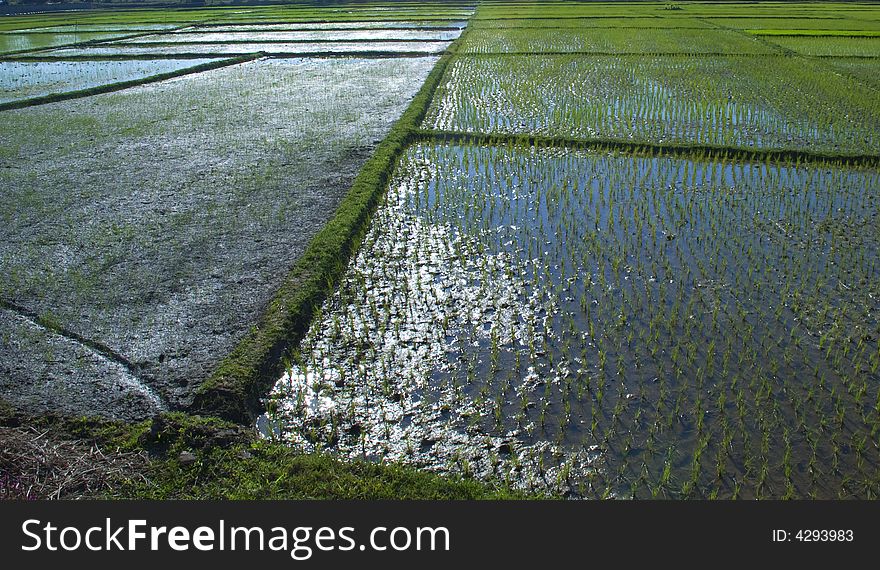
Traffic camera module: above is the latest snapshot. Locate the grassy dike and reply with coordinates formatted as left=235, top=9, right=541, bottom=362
left=192, top=34, right=468, bottom=424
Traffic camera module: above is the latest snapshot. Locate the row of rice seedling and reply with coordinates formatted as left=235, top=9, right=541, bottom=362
left=0, top=3, right=474, bottom=33
left=0, top=10, right=214, bottom=32
left=267, top=141, right=880, bottom=498
left=424, top=54, right=880, bottom=154
left=824, top=57, right=880, bottom=90
left=765, top=36, right=880, bottom=57
left=458, top=28, right=777, bottom=54
left=472, top=2, right=673, bottom=19
left=11, top=13, right=463, bottom=60
left=210, top=7, right=475, bottom=25
left=0, top=58, right=216, bottom=104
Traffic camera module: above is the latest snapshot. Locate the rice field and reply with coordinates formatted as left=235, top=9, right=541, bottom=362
left=261, top=2, right=880, bottom=499
left=44, top=41, right=452, bottom=57
left=766, top=36, right=880, bottom=56
left=268, top=142, right=880, bottom=498
left=113, top=29, right=462, bottom=43
left=1, top=1, right=879, bottom=499
left=424, top=55, right=880, bottom=152
left=824, top=56, right=880, bottom=89
left=187, top=21, right=469, bottom=31
left=708, top=17, right=880, bottom=31
left=470, top=17, right=714, bottom=29
left=0, top=53, right=437, bottom=419
left=0, top=58, right=216, bottom=103
left=458, top=28, right=778, bottom=54
left=0, top=31, right=135, bottom=54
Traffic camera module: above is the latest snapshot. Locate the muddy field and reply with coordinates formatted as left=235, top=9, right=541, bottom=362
left=0, top=56, right=437, bottom=420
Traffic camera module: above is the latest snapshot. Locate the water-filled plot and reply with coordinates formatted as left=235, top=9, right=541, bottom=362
left=46, top=41, right=452, bottom=57
left=12, top=24, right=182, bottom=33
left=267, top=142, right=880, bottom=498
left=458, top=28, right=778, bottom=54
left=212, top=7, right=474, bottom=24
left=0, top=59, right=216, bottom=104
left=424, top=55, right=880, bottom=153
left=189, top=21, right=468, bottom=31
left=0, top=32, right=131, bottom=54
left=0, top=56, right=438, bottom=421
left=117, top=29, right=461, bottom=43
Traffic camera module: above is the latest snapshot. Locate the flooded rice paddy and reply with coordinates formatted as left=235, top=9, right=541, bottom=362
left=458, top=28, right=778, bottom=54
left=119, top=29, right=462, bottom=43
left=0, top=59, right=215, bottom=103
left=2, top=0, right=878, bottom=500
left=425, top=55, right=880, bottom=153
left=45, top=41, right=452, bottom=57
left=189, top=21, right=468, bottom=31
left=0, top=31, right=133, bottom=54
left=266, top=143, right=880, bottom=498
left=0, top=56, right=437, bottom=420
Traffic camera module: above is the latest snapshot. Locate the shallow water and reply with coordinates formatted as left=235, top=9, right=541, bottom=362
left=121, top=29, right=462, bottom=43
left=266, top=143, right=880, bottom=498
left=0, top=32, right=131, bottom=54
left=47, top=41, right=452, bottom=56
left=191, top=21, right=468, bottom=32
left=0, top=59, right=215, bottom=103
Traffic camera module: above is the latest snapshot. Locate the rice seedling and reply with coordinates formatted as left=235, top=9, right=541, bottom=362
left=424, top=54, right=880, bottom=153
left=266, top=140, right=880, bottom=499
left=765, top=36, right=880, bottom=56
left=458, top=28, right=777, bottom=54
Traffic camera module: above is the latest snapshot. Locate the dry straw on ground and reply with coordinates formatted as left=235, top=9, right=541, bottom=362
left=0, top=426, right=148, bottom=499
